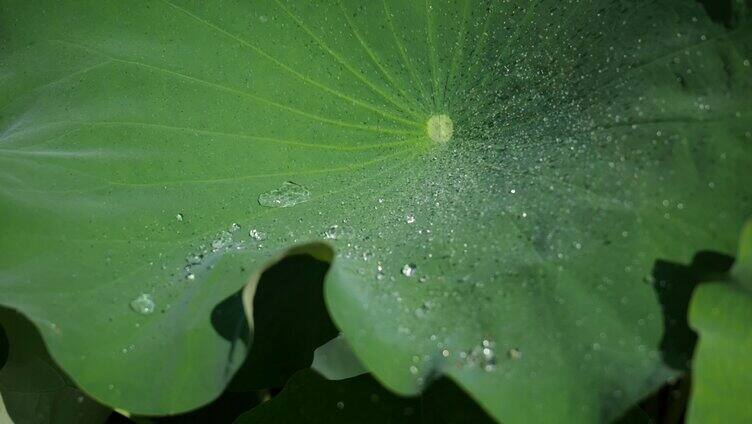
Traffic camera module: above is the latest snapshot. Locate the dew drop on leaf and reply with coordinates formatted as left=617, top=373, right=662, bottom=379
left=210, top=231, right=233, bottom=252
left=130, top=294, right=155, bottom=315
left=249, top=228, right=266, bottom=241
left=401, top=263, right=416, bottom=277
left=508, top=348, right=523, bottom=360
left=258, top=181, right=311, bottom=208
left=324, top=225, right=339, bottom=240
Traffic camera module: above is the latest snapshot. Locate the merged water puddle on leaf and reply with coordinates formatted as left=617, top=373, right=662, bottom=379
left=129, top=293, right=155, bottom=315
left=258, top=181, right=311, bottom=208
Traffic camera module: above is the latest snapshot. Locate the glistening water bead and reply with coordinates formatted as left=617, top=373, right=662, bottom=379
left=130, top=293, right=155, bottom=315
left=426, top=114, right=454, bottom=143
left=401, top=263, right=417, bottom=277
left=258, top=181, right=311, bottom=208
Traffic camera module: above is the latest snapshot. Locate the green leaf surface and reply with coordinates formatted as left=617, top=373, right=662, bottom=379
left=0, top=308, right=111, bottom=424
left=311, top=334, right=367, bottom=381
left=1, top=0, right=751, bottom=422
left=235, top=369, right=493, bottom=424
left=687, top=220, right=752, bottom=423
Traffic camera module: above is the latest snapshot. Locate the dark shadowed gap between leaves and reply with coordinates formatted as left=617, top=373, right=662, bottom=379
left=696, top=0, right=751, bottom=28
left=0, top=324, right=8, bottom=369
left=227, top=254, right=339, bottom=391
left=234, top=369, right=495, bottom=424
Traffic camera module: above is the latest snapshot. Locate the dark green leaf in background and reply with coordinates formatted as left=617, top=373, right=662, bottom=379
left=235, top=369, right=493, bottom=424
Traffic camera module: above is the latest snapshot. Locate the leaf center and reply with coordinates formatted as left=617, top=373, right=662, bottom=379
left=426, top=114, right=453, bottom=143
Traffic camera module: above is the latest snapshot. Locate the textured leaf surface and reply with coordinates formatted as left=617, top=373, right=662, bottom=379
left=687, top=220, right=752, bottom=423
left=1, top=0, right=751, bottom=422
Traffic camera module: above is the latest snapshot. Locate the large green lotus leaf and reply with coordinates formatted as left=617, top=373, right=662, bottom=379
left=1, top=0, right=751, bottom=422
left=686, top=220, right=752, bottom=423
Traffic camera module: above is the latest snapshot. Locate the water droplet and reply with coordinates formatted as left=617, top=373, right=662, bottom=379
left=324, top=225, right=339, bottom=240
left=426, top=114, right=454, bottom=143
left=176, top=213, right=184, bottom=222
left=249, top=228, right=266, bottom=241
left=129, top=293, right=155, bottom=315
left=508, top=348, right=522, bottom=360
left=229, top=223, right=241, bottom=232
left=336, top=401, right=345, bottom=410
left=401, top=263, right=416, bottom=277
left=186, top=273, right=195, bottom=281
left=442, top=349, right=450, bottom=357
left=406, top=214, right=416, bottom=224
left=211, top=231, right=233, bottom=252
left=414, top=303, right=429, bottom=318
left=258, top=181, right=311, bottom=208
